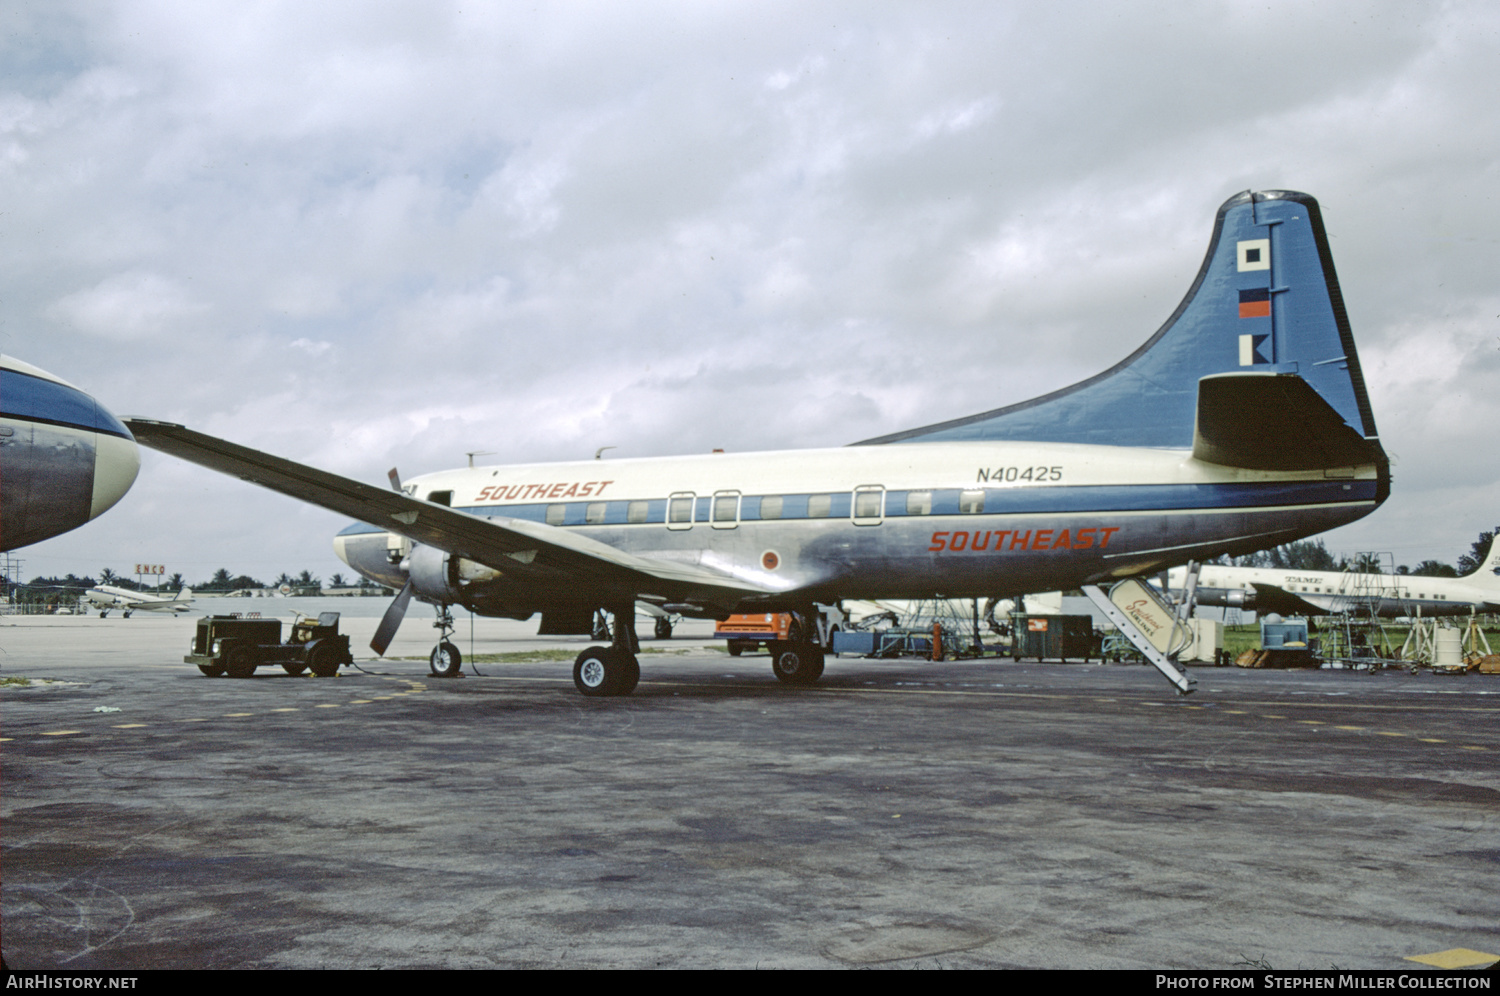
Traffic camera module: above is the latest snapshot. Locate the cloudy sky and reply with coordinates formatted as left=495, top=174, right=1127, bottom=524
left=7, top=0, right=1498, bottom=587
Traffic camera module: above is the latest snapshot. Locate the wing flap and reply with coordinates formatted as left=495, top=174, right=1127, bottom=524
left=123, top=419, right=773, bottom=606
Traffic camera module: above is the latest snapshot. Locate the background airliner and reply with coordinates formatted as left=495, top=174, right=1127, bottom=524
left=0, top=356, right=139, bottom=552
left=85, top=584, right=196, bottom=618
left=125, top=189, right=1388, bottom=695
left=1176, top=532, right=1500, bottom=618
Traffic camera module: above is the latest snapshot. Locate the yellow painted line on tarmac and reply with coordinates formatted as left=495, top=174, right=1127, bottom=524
left=40, top=730, right=82, bottom=736
left=1335, top=725, right=1364, bottom=730
left=1418, top=738, right=1446, bottom=743
left=1404, top=948, right=1498, bottom=969
left=269, top=707, right=299, bottom=712
left=1460, top=744, right=1488, bottom=751
left=223, top=712, right=253, bottom=718
left=1298, top=720, right=1325, bottom=725
left=315, top=703, right=340, bottom=708
left=1377, top=731, right=1407, bottom=737
left=112, top=723, right=148, bottom=729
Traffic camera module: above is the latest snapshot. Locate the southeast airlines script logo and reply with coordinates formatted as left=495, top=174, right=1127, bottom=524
left=930, top=526, right=1120, bottom=553
left=477, top=480, right=616, bottom=502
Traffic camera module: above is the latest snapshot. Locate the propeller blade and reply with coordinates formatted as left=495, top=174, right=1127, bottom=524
left=370, top=579, right=414, bottom=656
left=387, top=467, right=403, bottom=492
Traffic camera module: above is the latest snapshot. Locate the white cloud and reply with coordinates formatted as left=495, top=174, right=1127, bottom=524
left=46, top=271, right=208, bottom=340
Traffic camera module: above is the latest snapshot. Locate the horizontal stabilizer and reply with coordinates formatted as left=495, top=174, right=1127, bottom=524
left=1192, top=373, right=1382, bottom=471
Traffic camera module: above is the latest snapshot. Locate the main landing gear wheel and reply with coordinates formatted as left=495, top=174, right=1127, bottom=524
left=654, top=617, right=672, bottom=640
left=770, top=642, right=825, bottom=686
left=430, top=641, right=462, bottom=678
left=573, top=646, right=639, bottom=697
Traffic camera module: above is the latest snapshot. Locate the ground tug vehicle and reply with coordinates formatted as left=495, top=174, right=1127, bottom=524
left=187, top=612, right=354, bottom=678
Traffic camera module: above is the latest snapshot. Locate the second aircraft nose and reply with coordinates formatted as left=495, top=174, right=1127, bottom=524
left=90, top=430, right=140, bottom=520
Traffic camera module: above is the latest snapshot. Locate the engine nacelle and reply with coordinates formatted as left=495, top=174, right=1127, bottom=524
left=1195, top=586, right=1255, bottom=610
left=403, top=545, right=462, bottom=604
left=403, top=544, right=507, bottom=605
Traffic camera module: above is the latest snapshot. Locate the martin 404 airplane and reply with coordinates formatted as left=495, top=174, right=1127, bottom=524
left=85, top=585, right=195, bottom=618
left=1173, top=532, right=1500, bottom=618
left=124, top=190, right=1389, bottom=695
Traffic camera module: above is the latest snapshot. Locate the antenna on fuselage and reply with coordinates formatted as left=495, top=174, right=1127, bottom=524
left=466, top=451, right=495, bottom=469
left=595, top=446, right=615, bottom=460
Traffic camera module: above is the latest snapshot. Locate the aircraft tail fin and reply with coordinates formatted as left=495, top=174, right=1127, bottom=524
left=1461, top=531, right=1500, bottom=589
left=179, top=587, right=192, bottom=599
left=856, top=190, right=1385, bottom=484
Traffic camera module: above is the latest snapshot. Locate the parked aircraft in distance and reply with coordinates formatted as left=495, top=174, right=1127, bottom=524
left=125, top=189, right=1389, bottom=695
left=85, top=584, right=195, bottom=618
left=1175, top=532, right=1500, bottom=618
left=0, top=356, right=139, bottom=551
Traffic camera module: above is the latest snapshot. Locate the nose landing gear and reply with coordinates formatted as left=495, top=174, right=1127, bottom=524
left=429, top=603, right=462, bottom=678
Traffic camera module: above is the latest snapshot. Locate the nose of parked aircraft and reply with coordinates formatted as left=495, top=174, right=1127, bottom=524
left=90, top=430, right=141, bottom=520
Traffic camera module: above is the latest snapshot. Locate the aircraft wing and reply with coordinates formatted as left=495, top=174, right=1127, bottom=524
left=122, top=419, right=776, bottom=609
left=1248, top=582, right=1327, bottom=617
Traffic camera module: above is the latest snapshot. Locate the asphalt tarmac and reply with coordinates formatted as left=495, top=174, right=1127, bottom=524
left=2, top=612, right=1497, bottom=970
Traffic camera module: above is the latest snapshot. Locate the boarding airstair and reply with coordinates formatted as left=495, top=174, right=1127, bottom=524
left=1082, top=565, right=1198, bottom=695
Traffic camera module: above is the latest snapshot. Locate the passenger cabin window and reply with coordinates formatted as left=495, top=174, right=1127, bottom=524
left=546, top=504, right=565, bottom=526
left=713, top=495, right=738, bottom=522
left=807, top=494, right=832, bottom=518
left=585, top=502, right=607, bottom=524
left=759, top=495, right=784, bottom=520
left=627, top=500, right=649, bottom=524
left=959, top=490, right=985, bottom=514
left=906, top=491, right=932, bottom=515
left=854, top=490, right=882, bottom=519
left=426, top=490, right=453, bottom=506
left=669, top=496, right=694, bottom=524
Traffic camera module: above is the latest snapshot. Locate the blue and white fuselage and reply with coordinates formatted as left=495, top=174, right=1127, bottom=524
left=0, top=356, right=139, bottom=552
left=335, top=440, right=1381, bottom=617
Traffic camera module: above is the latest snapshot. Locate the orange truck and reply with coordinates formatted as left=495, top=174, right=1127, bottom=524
left=715, top=612, right=798, bottom=656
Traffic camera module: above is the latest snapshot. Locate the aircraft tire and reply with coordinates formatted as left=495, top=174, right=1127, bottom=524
left=282, top=660, right=308, bottom=676
left=574, top=645, right=628, bottom=696
left=614, top=653, right=640, bottom=695
left=654, top=617, right=672, bottom=640
left=429, top=641, right=462, bottom=678
left=770, top=642, right=825, bottom=686
left=727, top=641, right=746, bottom=657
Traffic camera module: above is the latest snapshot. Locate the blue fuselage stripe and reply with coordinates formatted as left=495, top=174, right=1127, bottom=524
left=335, top=479, right=1377, bottom=536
